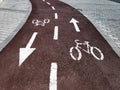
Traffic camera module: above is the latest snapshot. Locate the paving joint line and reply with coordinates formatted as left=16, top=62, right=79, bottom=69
left=0, top=8, right=29, bottom=13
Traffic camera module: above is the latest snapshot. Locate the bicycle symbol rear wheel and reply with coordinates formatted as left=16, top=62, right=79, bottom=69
left=32, top=19, right=39, bottom=26
left=32, top=19, right=45, bottom=26
left=70, top=47, right=82, bottom=61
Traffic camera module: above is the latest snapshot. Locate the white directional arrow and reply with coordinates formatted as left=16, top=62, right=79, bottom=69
left=70, top=18, right=80, bottom=32
left=19, top=32, right=38, bottom=66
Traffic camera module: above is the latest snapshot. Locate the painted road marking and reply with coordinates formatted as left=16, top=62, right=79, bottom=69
left=42, top=0, right=45, bottom=2
left=49, top=63, right=58, bottom=90
left=53, top=26, right=59, bottom=40
left=19, top=32, right=38, bottom=66
left=51, top=6, right=55, bottom=10
left=55, top=13, right=58, bottom=19
left=46, top=2, right=51, bottom=5
left=70, top=18, right=80, bottom=32
left=32, top=19, right=50, bottom=27
left=26, top=32, right=38, bottom=48
left=41, top=0, right=59, bottom=41
left=70, top=40, right=104, bottom=61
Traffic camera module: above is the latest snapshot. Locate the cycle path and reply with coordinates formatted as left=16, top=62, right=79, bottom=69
left=0, top=0, right=120, bottom=90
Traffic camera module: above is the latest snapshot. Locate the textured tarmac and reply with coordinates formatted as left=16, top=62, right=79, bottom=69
left=0, top=0, right=120, bottom=90
left=0, top=0, right=120, bottom=58
left=60, top=0, right=120, bottom=57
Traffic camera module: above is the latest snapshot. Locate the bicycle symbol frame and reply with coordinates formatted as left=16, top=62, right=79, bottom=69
left=69, top=40, right=104, bottom=61
left=32, top=19, right=50, bottom=27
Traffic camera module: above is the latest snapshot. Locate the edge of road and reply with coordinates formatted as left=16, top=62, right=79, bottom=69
left=0, top=0, right=32, bottom=52
left=60, top=0, right=120, bottom=57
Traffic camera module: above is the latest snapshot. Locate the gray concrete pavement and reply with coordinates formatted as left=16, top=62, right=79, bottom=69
left=0, top=0, right=32, bottom=51
left=60, top=0, right=120, bottom=57
left=0, top=0, right=2, bottom=4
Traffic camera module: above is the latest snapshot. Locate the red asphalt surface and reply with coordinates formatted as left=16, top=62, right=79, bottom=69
left=0, top=0, right=120, bottom=90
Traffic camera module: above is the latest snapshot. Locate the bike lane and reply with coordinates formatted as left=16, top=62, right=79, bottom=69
left=0, top=0, right=120, bottom=90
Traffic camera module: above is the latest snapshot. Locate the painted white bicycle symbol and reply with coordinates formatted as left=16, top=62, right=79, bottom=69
left=70, top=40, right=104, bottom=61
left=32, top=19, right=50, bottom=27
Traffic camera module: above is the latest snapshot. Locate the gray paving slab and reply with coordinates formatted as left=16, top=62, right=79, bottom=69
left=60, top=0, right=120, bottom=57
left=0, top=0, right=2, bottom=4
left=0, top=0, right=32, bottom=51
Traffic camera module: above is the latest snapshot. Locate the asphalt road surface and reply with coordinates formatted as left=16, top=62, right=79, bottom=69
left=0, top=0, right=120, bottom=90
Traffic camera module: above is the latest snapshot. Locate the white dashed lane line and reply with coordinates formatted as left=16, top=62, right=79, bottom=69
left=46, top=2, right=51, bottom=5
left=55, top=13, right=58, bottom=19
left=42, top=0, right=59, bottom=41
left=53, top=26, right=59, bottom=40
left=51, top=6, right=55, bottom=10
left=49, top=62, right=58, bottom=90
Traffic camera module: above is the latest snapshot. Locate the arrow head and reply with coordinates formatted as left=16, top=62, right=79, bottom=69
left=70, top=18, right=79, bottom=23
left=19, top=48, right=36, bottom=66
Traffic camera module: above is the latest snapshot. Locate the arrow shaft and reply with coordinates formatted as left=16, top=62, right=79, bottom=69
left=73, top=23, right=80, bottom=32
left=26, top=32, right=38, bottom=48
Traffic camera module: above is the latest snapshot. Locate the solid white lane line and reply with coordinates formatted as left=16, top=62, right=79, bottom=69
left=51, top=6, right=55, bottom=10
left=46, top=2, right=51, bottom=5
left=49, top=63, right=58, bottom=90
left=53, top=26, right=59, bottom=40
left=55, top=13, right=58, bottom=19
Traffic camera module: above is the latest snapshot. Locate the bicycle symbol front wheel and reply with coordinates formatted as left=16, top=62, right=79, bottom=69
left=90, top=47, right=104, bottom=60
left=44, top=19, right=50, bottom=24
left=70, top=47, right=82, bottom=61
